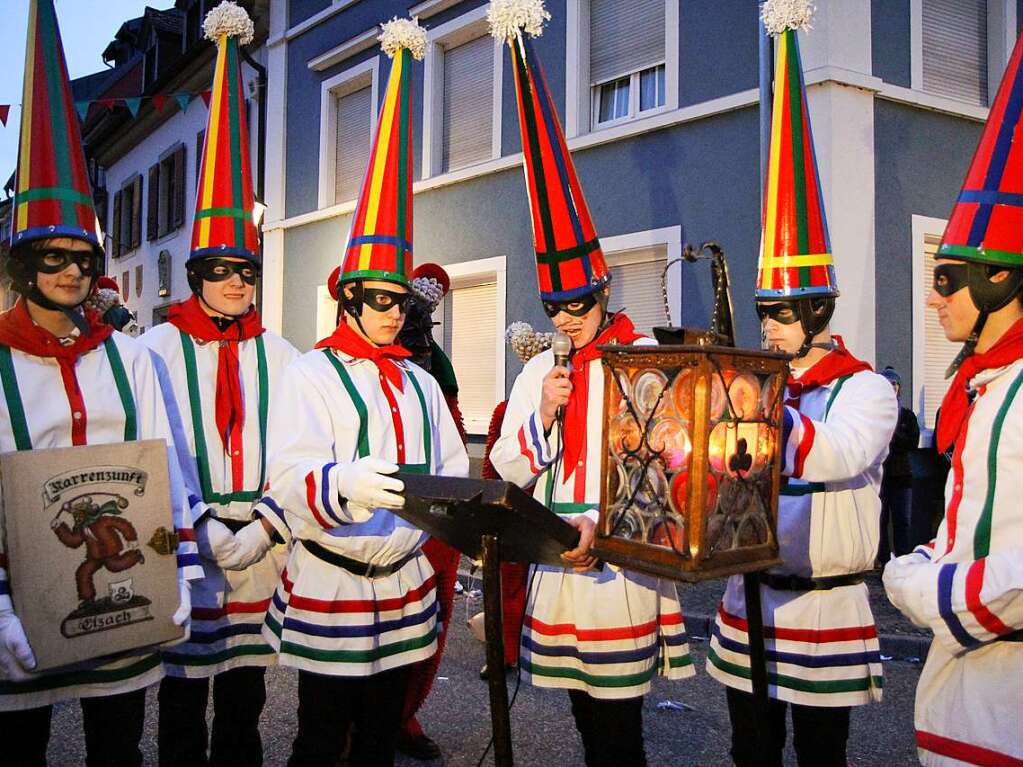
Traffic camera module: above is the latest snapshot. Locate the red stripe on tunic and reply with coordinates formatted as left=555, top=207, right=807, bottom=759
left=718, top=606, right=877, bottom=643
left=56, top=359, right=87, bottom=446
left=518, top=427, right=540, bottom=475
left=192, top=598, right=272, bottom=621
left=229, top=421, right=245, bottom=492
left=525, top=615, right=659, bottom=641
left=917, top=730, right=1023, bottom=766
left=944, top=403, right=973, bottom=555
left=281, top=568, right=435, bottom=614
left=965, top=558, right=1013, bottom=636
left=304, top=471, right=333, bottom=529
left=378, top=372, right=406, bottom=464
left=177, top=528, right=196, bottom=542
left=793, top=414, right=814, bottom=478
left=659, top=613, right=684, bottom=626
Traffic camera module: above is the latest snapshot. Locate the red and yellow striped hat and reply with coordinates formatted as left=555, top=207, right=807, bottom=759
left=756, top=1, right=837, bottom=300
left=12, top=0, right=100, bottom=250
left=337, top=18, right=427, bottom=289
left=939, top=30, right=1023, bottom=267
left=190, top=1, right=259, bottom=265
left=492, top=0, right=610, bottom=301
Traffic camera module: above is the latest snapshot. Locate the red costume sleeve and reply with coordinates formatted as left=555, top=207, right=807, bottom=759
left=482, top=400, right=509, bottom=481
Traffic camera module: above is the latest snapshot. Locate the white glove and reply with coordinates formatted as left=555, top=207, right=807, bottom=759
left=0, top=604, right=37, bottom=681
left=172, top=579, right=191, bottom=627
left=197, top=517, right=272, bottom=571
left=336, top=457, right=405, bottom=511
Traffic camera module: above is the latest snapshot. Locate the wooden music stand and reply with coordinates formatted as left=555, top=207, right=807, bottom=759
left=395, top=473, right=580, bottom=767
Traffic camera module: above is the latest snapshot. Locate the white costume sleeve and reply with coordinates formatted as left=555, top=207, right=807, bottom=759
left=884, top=543, right=1023, bottom=655
left=491, top=355, right=561, bottom=488
left=780, top=372, right=898, bottom=482
left=266, top=360, right=375, bottom=529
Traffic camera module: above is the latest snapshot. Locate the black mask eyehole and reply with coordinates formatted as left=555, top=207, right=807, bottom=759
left=194, top=258, right=260, bottom=285
left=756, top=302, right=800, bottom=325
left=933, top=263, right=970, bottom=297
left=543, top=292, right=598, bottom=318
left=32, top=248, right=97, bottom=276
left=362, top=287, right=411, bottom=314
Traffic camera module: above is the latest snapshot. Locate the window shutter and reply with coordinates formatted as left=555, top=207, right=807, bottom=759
left=111, top=190, right=123, bottom=257
left=120, top=186, right=133, bottom=255
left=608, top=253, right=669, bottom=338
left=445, top=281, right=498, bottom=432
left=590, top=0, right=665, bottom=85
left=334, top=85, right=372, bottom=204
left=131, top=176, right=143, bottom=250
left=922, top=0, right=988, bottom=105
left=147, top=163, right=160, bottom=241
left=195, top=129, right=205, bottom=187
left=921, top=233, right=960, bottom=429
left=442, top=35, right=493, bottom=173
left=172, top=145, right=187, bottom=229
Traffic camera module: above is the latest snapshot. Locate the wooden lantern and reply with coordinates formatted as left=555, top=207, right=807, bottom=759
left=592, top=344, right=789, bottom=582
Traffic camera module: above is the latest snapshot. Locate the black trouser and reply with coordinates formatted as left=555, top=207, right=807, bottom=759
left=725, top=687, right=850, bottom=767
left=288, top=666, right=411, bottom=767
left=878, top=482, right=913, bottom=562
left=568, top=690, right=646, bottom=767
left=158, top=666, right=267, bottom=767
left=0, top=687, right=146, bottom=767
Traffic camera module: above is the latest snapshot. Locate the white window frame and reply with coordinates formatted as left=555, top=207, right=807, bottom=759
left=566, top=0, right=680, bottom=138
left=422, top=6, right=503, bottom=180
left=911, top=213, right=949, bottom=442
left=439, top=255, right=507, bottom=434
left=600, top=225, right=683, bottom=325
left=315, top=284, right=337, bottom=342
left=317, top=58, right=379, bottom=209
left=910, top=0, right=1017, bottom=108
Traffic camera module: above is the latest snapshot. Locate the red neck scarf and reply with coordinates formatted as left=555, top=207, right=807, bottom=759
left=168, top=295, right=263, bottom=451
left=316, top=320, right=412, bottom=393
left=936, top=316, right=1023, bottom=453
left=0, top=298, right=112, bottom=360
left=563, top=314, right=642, bottom=480
left=786, top=336, right=872, bottom=401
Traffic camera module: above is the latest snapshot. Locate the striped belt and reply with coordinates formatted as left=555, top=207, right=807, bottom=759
left=759, top=572, right=868, bottom=592
left=300, top=539, right=420, bottom=579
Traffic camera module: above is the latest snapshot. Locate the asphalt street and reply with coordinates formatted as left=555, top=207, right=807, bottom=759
left=47, top=584, right=926, bottom=766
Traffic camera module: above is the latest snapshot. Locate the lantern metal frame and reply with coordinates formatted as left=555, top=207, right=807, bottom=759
left=593, top=343, right=788, bottom=582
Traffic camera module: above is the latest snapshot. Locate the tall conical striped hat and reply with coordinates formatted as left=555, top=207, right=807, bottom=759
left=337, top=18, right=426, bottom=289
left=12, top=0, right=100, bottom=250
left=938, top=30, right=1023, bottom=267
left=755, top=1, right=837, bottom=300
left=190, top=1, right=259, bottom=264
left=491, top=0, right=610, bottom=301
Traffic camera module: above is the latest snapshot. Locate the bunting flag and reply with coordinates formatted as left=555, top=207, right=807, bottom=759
left=175, top=92, right=193, bottom=112
left=496, top=13, right=610, bottom=302
left=337, top=18, right=426, bottom=289
left=0, top=105, right=9, bottom=127
left=12, top=0, right=100, bottom=249
left=124, top=97, right=141, bottom=117
left=938, top=30, right=1023, bottom=267
left=189, top=3, right=258, bottom=264
left=755, top=20, right=838, bottom=300
left=152, top=94, right=167, bottom=112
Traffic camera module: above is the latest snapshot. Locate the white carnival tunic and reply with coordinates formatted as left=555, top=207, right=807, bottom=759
left=0, top=326, right=202, bottom=710
left=261, top=348, right=469, bottom=676
left=885, top=359, right=1023, bottom=766
left=141, top=322, right=298, bottom=677
left=706, top=366, right=897, bottom=707
left=490, top=336, right=695, bottom=701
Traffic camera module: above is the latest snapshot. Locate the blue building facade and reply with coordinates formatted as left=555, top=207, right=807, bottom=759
left=262, top=0, right=1018, bottom=441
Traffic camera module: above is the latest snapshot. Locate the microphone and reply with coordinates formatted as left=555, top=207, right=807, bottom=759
left=552, top=332, right=572, bottom=422
left=552, top=332, right=572, bottom=369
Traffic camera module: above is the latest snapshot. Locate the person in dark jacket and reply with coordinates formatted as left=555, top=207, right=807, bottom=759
left=878, top=366, right=920, bottom=564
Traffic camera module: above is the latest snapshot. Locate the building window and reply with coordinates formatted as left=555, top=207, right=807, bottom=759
left=334, top=85, right=373, bottom=203
left=423, top=7, right=502, bottom=178
left=590, top=0, right=666, bottom=127
left=912, top=216, right=960, bottom=435
left=434, top=256, right=507, bottom=435
left=601, top=226, right=683, bottom=336
left=566, top=0, right=678, bottom=137
left=318, top=59, right=377, bottom=209
left=111, top=175, right=142, bottom=258
left=920, top=0, right=988, bottom=105
left=147, top=144, right=187, bottom=241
